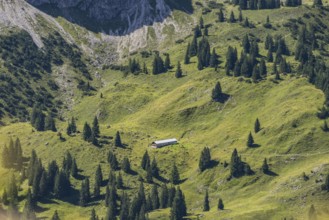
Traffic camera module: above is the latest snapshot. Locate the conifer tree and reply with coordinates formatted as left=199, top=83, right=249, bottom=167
left=115, top=131, right=123, bottom=147
left=267, top=49, right=274, bottom=62
left=120, top=192, right=130, bottom=220
left=141, top=151, right=150, bottom=170
left=199, top=16, right=204, bottom=29
left=79, top=178, right=90, bottom=206
left=170, top=187, right=187, bottom=220
left=199, top=147, right=211, bottom=172
left=170, top=164, right=180, bottom=185
left=160, top=184, right=169, bottom=209
left=39, top=171, right=48, bottom=197
left=313, top=0, right=323, bottom=6
left=1, top=145, right=10, bottom=168
left=47, top=160, right=59, bottom=191
left=218, top=198, right=224, bottom=210
left=8, top=174, right=18, bottom=203
left=108, top=169, right=116, bottom=187
left=92, top=116, right=100, bottom=137
left=151, top=185, right=160, bottom=210
left=45, top=114, right=57, bottom=132
left=2, top=189, right=8, bottom=205
left=90, top=208, right=98, bottom=220
left=165, top=54, right=171, bottom=70
left=203, top=190, right=210, bottom=211
left=259, top=59, right=267, bottom=76
left=247, top=132, right=254, bottom=147
left=151, top=157, right=160, bottom=178
left=211, top=82, right=222, bottom=101
left=210, top=48, right=218, bottom=68
left=116, top=172, right=124, bottom=189
left=238, top=9, right=243, bottom=22
left=122, top=157, right=131, bottom=173
left=51, top=211, right=60, bottom=220
left=254, top=118, right=261, bottom=133
left=108, top=151, right=119, bottom=170
left=218, top=8, right=225, bottom=22
left=146, top=165, right=153, bottom=183
left=91, top=131, right=98, bottom=146
left=252, top=65, right=261, bottom=82
left=54, top=170, right=71, bottom=198
left=262, top=158, right=269, bottom=174
left=189, top=36, right=198, bottom=57
left=242, top=34, right=251, bottom=53
left=228, top=11, right=236, bottom=23
left=194, top=25, right=202, bottom=38
left=230, top=148, right=240, bottom=178
left=71, top=158, right=78, bottom=178
left=168, top=186, right=176, bottom=208
left=83, top=122, right=92, bottom=142
left=175, top=61, right=183, bottom=78
left=184, top=43, right=190, bottom=64
left=142, top=62, right=148, bottom=74
left=94, top=165, right=103, bottom=198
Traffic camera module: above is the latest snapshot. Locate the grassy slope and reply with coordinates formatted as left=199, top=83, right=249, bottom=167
left=1, top=2, right=329, bottom=220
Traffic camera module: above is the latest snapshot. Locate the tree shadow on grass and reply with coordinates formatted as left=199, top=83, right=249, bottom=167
left=60, top=187, right=80, bottom=206
left=265, top=170, right=279, bottom=176
left=38, top=197, right=59, bottom=205
left=208, top=160, right=220, bottom=169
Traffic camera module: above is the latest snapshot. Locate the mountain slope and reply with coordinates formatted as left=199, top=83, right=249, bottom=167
left=0, top=1, right=329, bottom=220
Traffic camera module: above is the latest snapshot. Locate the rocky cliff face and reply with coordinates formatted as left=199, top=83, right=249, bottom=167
left=26, top=0, right=173, bottom=35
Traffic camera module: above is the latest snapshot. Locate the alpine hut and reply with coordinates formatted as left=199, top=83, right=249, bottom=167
left=151, top=138, right=178, bottom=148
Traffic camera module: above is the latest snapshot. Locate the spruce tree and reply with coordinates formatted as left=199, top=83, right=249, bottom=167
left=83, top=122, right=92, bottom=142
left=122, top=157, right=131, bottom=173
left=45, top=114, right=57, bottom=132
left=211, top=82, right=222, bottom=101
left=1, top=146, right=10, bottom=168
left=247, top=132, right=254, bottom=147
left=199, top=147, right=211, bottom=172
left=218, top=198, right=224, bottom=210
left=194, top=25, right=202, bottom=38
left=218, top=8, right=225, bottom=22
left=116, top=172, right=124, bottom=189
left=242, top=34, right=251, bottom=53
left=210, top=48, right=218, bottom=68
left=165, top=54, right=171, bottom=70
left=151, top=157, right=160, bottom=178
left=151, top=185, right=160, bottom=210
left=322, top=174, right=329, bottom=191
left=262, top=158, right=269, bottom=174
left=313, top=0, right=323, bottom=6
left=54, top=170, right=71, bottom=198
left=254, top=118, right=261, bottom=133
left=120, top=192, right=130, bottom=220
left=160, top=184, right=169, bottom=209
left=115, top=131, right=123, bottom=147
left=170, top=187, right=187, bottom=220
left=90, top=208, right=98, bottom=220
left=170, top=164, right=180, bottom=185
left=252, top=65, right=261, bottom=82
left=141, top=151, right=150, bottom=170
left=92, top=116, right=100, bottom=137
left=238, top=9, right=243, bottom=22
left=308, top=204, right=317, bottom=220
left=108, top=151, right=119, bottom=170
left=189, top=36, right=198, bottom=57
left=199, top=16, right=204, bottom=29
left=146, top=165, right=153, bottom=183
left=2, top=189, right=8, bottom=205
left=51, top=210, right=60, bottom=220
left=228, top=11, right=236, bottom=23
left=259, top=59, right=267, bottom=76
left=175, top=61, right=183, bottom=78
left=8, top=174, right=18, bottom=203
left=230, top=148, right=240, bottom=178
left=94, top=165, right=103, bottom=198
left=71, top=158, right=78, bottom=178
left=168, top=186, right=176, bottom=208
left=203, top=190, right=210, bottom=211
left=39, top=171, right=48, bottom=197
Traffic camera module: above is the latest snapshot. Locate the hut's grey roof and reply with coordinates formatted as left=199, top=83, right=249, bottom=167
left=153, top=138, right=177, bottom=144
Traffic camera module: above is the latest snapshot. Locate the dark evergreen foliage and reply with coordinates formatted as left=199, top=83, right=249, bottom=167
left=262, top=158, right=269, bottom=174
left=175, top=61, right=183, bottom=78
left=218, top=198, right=224, bottom=210
left=45, top=114, right=57, bottom=132
left=212, top=81, right=223, bottom=101
left=160, top=184, right=169, bottom=209
left=122, top=157, right=131, bottom=173
left=94, top=165, right=103, bottom=198
left=152, top=54, right=166, bottom=75
left=141, top=151, right=151, bottom=170
left=203, top=190, right=210, bottom=211
left=247, top=132, right=254, bottom=147
left=199, top=147, right=212, bottom=172
left=254, top=118, right=261, bottom=133
left=170, top=164, right=180, bottom=185
left=108, top=151, right=119, bottom=170
left=184, top=43, right=190, bottom=64
left=170, top=187, right=187, bottom=220
left=115, top=131, right=123, bottom=147
left=218, top=8, right=225, bottom=22
left=67, top=117, right=77, bottom=135
left=83, top=122, right=92, bottom=142
left=230, top=148, right=253, bottom=178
